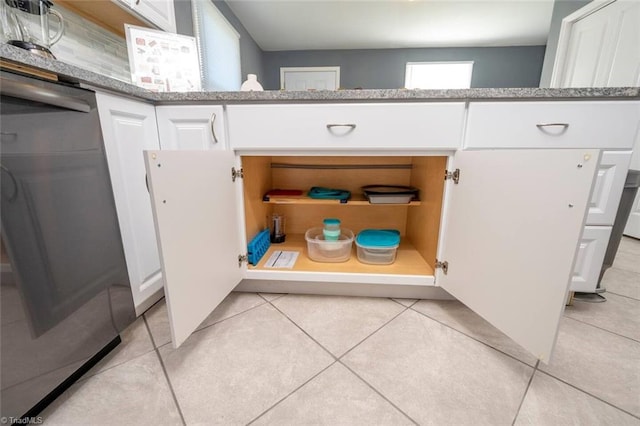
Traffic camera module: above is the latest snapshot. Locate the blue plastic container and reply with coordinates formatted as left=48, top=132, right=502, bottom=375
left=355, top=229, right=400, bottom=264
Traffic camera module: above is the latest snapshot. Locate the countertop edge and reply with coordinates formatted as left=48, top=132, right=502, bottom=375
left=2, top=44, right=639, bottom=103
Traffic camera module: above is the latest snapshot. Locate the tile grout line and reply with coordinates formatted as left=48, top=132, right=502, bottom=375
left=562, top=315, right=640, bottom=344
left=142, top=315, right=187, bottom=426
left=245, top=360, right=339, bottom=425
left=597, top=290, right=640, bottom=302
left=338, top=360, right=420, bottom=426
left=535, top=369, right=640, bottom=420
left=337, top=303, right=411, bottom=361
left=408, top=306, right=537, bottom=368
left=249, top=297, right=418, bottom=426
left=266, top=298, right=338, bottom=361
left=510, top=360, right=539, bottom=426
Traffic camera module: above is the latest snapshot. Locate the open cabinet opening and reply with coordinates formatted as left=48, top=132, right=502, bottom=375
left=242, top=156, right=447, bottom=277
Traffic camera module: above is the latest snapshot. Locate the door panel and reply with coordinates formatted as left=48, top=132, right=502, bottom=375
left=440, top=149, right=598, bottom=362
left=570, top=226, right=612, bottom=292
left=144, top=150, right=242, bottom=348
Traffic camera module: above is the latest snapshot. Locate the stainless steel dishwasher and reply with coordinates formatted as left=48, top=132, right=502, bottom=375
left=0, top=70, right=136, bottom=421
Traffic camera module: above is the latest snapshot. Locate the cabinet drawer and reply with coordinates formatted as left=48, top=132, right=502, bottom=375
left=465, top=101, right=640, bottom=149
left=587, top=151, right=632, bottom=225
left=227, top=103, right=465, bottom=150
left=570, top=226, right=611, bottom=293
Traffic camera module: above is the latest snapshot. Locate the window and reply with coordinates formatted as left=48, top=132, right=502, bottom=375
left=405, top=62, right=474, bottom=89
left=192, top=1, right=241, bottom=91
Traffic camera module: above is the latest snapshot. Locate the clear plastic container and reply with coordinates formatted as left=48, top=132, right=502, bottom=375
left=355, top=243, right=399, bottom=265
left=305, top=227, right=354, bottom=262
left=355, top=229, right=400, bottom=265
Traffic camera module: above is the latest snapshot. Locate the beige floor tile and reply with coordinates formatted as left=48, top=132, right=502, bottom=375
left=515, top=372, right=640, bottom=425
left=253, top=363, right=413, bottom=426
left=145, top=292, right=266, bottom=347
left=412, top=299, right=538, bottom=366
left=613, top=250, right=640, bottom=274
left=619, top=236, right=640, bottom=256
left=564, top=294, right=640, bottom=341
left=391, top=298, right=418, bottom=307
left=84, top=317, right=154, bottom=378
left=158, top=304, right=334, bottom=425
left=601, top=267, right=640, bottom=300
left=258, top=292, right=287, bottom=301
left=272, top=294, right=405, bottom=357
left=342, top=309, right=533, bottom=426
left=41, top=351, right=182, bottom=425
left=540, top=317, right=640, bottom=417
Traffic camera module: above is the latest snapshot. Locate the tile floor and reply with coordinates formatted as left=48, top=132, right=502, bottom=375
left=40, top=237, right=640, bottom=425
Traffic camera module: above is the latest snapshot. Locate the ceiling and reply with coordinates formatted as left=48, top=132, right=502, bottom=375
left=226, top=0, right=556, bottom=51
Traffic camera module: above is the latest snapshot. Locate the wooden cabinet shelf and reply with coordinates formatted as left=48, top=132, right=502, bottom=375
left=249, top=233, right=434, bottom=276
left=57, top=0, right=151, bottom=38
left=263, top=193, right=422, bottom=206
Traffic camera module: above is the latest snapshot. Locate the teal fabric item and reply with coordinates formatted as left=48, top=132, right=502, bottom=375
left=308, top=187, right=351, bottom=200
left=356, top=229, right=400, bottom=247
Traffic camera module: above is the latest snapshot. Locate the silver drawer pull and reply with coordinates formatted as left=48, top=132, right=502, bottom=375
left=210, top=112, right=219, bottom=144
left=536, top=123, right=569, bottom=129
left=326, top=124, right=357, bottom=136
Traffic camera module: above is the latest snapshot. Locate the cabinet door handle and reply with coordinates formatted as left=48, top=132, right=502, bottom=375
left=145, top=173, right=149, bottom=194
left=326, top=124, right=357, bottom=136
left=326, top=124, right=356, bottom=130
left=536, top=123, right=569, bottom=130
left=210, top=112, right=219, bottom=144
left=135, top=0, right=140, bottom=5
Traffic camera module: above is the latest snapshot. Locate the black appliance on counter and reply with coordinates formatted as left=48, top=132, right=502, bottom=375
left=0, top=70, right=136, bottom=420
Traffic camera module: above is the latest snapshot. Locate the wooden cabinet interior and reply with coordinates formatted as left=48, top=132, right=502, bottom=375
left=242, top=155, right=447, bottom=276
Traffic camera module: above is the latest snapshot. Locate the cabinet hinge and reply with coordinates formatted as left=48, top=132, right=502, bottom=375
left=238, top=254, right=248, bottom=267
left=435, top=259, right=449, bottom=275
left=232, top=167, right=244, bottom=182
left=444, top=169, right=460, bottom=184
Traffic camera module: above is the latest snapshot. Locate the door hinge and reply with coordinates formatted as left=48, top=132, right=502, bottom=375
left=238, top=254, right=248, bottom=267
left=435, top=259, right=449, bottom=275
left=445, top=169, right=460, bottom=184
left=232, top=167, right=244, bottom=182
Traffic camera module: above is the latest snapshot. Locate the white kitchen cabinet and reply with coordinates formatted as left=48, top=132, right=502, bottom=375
left=113, top=0, right=176, bottom=33
left=156, top=105, right=226, bottom=150
left=569, top=150, right=632, bottom=293
left=465, top=101, right=639, bottom=149
left=571, top=226, right=612, bottom=293
left=227, top=103, right=465, bottom=151
left=145, top=146, right=598, bottom=362
left=586, top=151, right=632, bottom=225
left=96, top=92, right=164, bottom=315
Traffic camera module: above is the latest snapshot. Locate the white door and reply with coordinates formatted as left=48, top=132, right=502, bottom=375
left=439, top=149, right=598, bottom=362
left=624, top=138, right=640, bottom=238
left=281, top=67, right=340, bottom=91
left=96, top=92, right=163, bottom=315
left=144, top=150, right=242, bottom=348
left=156, top=106, right=226, bottom=150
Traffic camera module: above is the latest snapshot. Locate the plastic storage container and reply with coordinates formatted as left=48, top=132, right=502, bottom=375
left=355, top=229, right=401, bottom=265
left=305, top=227, right=354, bottom=262
left=323, top=218, right=341, bottom=241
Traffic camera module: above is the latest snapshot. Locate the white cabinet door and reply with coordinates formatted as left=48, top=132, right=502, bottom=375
left=133, top=0, right=176, bottom=32
left=587, top=151, right=632, bottom=225
left=439, top=149, right=598, bottom=362
left=570, top=226, right=612, bottom=293
left=96, top=92, right=163, bottom=315
left=144, top=150, right=242, bottom=348
left=156, top=105, right=226, bottom=150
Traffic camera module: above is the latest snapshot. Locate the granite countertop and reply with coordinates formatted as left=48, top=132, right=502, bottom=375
left=2, top=44, right=639, bottom=103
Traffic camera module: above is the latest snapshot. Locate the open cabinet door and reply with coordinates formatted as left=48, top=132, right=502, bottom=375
left=144, top=150, right=242, bottom=348
left=439, top=149, right=598, bottom=362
